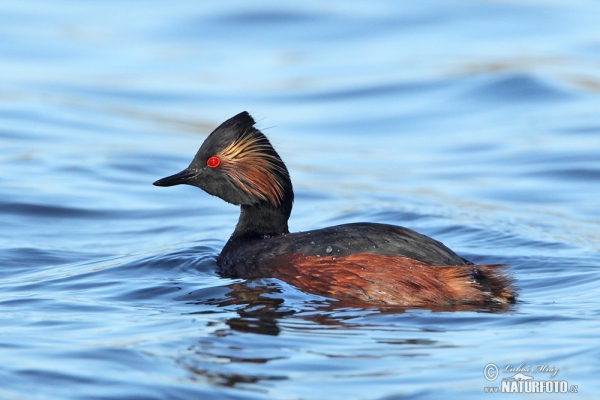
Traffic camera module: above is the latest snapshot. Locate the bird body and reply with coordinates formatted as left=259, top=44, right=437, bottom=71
left=154, top=112, right=516, bottom=307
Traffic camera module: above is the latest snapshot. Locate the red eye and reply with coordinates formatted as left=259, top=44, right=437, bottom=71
left=207, top=156, right=220, bottom=168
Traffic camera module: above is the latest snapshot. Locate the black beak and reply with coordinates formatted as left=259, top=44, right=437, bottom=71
left=153, top=168, right=197, bottom=187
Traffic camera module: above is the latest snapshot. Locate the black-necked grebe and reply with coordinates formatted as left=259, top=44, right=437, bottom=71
left=154, top=112, right=516, bottom=307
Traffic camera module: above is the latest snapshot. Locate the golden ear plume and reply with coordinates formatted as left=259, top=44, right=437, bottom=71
left=217, top=130, right=287, bottom=207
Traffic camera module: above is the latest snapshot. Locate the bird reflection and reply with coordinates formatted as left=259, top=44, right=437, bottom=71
left=219, top=281, right=294, bottom=336
left=181, top=279, right=514, bottom=336
left=177, top=279, right=514, bottom=389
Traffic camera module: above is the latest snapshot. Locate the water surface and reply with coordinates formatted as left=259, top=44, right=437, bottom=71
left=1, top=1, right=600, bottom=399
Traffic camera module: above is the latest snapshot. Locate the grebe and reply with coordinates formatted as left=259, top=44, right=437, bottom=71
left=154, top=112, right=516, bottom=307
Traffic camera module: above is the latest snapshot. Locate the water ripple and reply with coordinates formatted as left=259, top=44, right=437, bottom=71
left=2, top=1, right=600, bottom=399
left=466, top=73, right=572, bottom=103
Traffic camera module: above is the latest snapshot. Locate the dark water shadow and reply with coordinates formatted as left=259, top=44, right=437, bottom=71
left=179, top=279, right=517, bottom=337
left=175, top=278, right=517, bottom=391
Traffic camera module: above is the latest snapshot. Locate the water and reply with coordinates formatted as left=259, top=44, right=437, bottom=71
left=2, top=1, right=600, bottom=398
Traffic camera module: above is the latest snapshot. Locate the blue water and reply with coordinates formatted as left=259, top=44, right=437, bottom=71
left=2, top=1, right=600, bottom=398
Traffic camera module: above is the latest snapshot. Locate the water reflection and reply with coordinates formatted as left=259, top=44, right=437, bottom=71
left=178, top=279, right=513, bottom=392
left=181, top=279, right=516, bottom=337
left=183, top=363, right=287, bottom=389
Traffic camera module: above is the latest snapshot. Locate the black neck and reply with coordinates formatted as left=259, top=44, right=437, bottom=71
left=232, top=203, right=291, bottom=238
